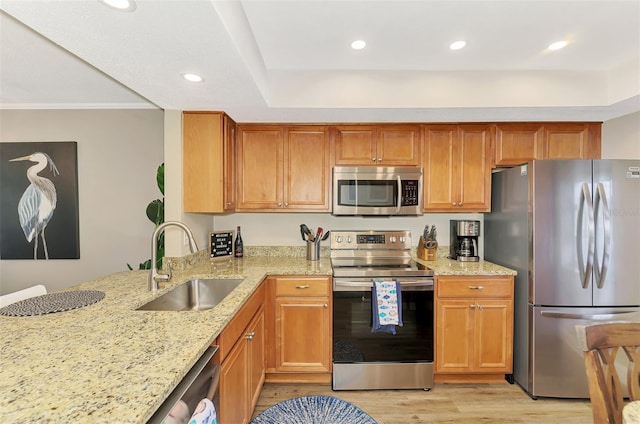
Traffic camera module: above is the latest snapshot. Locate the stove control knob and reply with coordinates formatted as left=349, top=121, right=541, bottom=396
left=336, top=236, right=343, bottom=243
left=400, top=236, right=406, bottom=243
left=390, top=236, right=397, bottom=243
left=347, top=236, right=353, bottom=244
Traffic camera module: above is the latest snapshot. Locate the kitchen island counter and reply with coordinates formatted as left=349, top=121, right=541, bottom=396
left=0, top=254, right=331, bottom=424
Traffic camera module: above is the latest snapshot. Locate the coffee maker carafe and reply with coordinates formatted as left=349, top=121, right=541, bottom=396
left=449, top=220, right=480, bottom=262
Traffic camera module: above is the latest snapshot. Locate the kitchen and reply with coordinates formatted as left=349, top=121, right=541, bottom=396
left=1, top=1, right=640, bottom=423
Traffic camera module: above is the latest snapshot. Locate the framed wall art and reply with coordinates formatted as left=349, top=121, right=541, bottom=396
left=0, top=141, right=80, bottom=260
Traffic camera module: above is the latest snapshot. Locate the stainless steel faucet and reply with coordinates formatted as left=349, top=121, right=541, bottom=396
left=149, top=221, right=199, bottom=291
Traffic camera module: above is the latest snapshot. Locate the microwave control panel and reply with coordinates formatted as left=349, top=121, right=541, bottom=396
left=401, top=180, right=419, bottom=206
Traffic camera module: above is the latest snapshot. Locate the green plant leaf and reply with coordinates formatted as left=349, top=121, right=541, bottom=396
left=157, top=163, right=164, bottom=195
left=146, top=199, right=164, bottom=226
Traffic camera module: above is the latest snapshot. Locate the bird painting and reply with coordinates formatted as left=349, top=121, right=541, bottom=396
left=9, top=152, right=60, bottom=260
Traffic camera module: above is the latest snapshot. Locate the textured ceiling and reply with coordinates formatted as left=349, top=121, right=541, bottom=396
left=1, top=0, right=639, bottom=122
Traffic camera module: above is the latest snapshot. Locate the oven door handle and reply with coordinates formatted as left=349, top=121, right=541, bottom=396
left=334, top=280, right=434, bottom=289
left=396, top=175, right=402, bottom=214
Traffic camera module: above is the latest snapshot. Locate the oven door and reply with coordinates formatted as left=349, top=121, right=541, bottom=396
left=332, top=167, right=423, bottom=216
left=333, top=278, right=434, bottom=363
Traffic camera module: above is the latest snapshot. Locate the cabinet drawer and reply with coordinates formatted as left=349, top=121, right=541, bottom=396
left=436, top=276, right=513, bottom=298
left=275, top=277, right=330, bottom=297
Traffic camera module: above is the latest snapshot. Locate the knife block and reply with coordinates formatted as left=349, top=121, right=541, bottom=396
left=417, top=236, right=437, bottom=261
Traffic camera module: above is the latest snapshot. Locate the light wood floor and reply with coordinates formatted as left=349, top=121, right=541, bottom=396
left=253, top=382, right=594, bottom=423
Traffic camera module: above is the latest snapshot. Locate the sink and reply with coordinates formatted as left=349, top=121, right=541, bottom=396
left=136, top=278, right=244, bottom=311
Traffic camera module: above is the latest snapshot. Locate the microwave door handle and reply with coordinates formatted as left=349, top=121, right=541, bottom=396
left=396, top=175, right=402, bottom=213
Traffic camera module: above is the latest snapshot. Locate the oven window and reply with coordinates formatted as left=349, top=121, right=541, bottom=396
left=333, top=290, right=434, bottom=363
left=337, top=180, right=397, bottom=207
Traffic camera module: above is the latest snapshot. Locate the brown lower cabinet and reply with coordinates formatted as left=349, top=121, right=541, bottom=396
left=434, top=275, right=514, bottom=382
left=219, top=283, right=265, bottom=424
left=265, top=276, right=332, bottom=383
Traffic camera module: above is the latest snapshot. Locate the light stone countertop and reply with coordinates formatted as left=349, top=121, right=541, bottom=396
left=0, top=248, right=514, bottom=423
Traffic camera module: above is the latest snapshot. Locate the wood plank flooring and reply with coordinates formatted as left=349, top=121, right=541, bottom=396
left=253, top=382, right=594, bottom=423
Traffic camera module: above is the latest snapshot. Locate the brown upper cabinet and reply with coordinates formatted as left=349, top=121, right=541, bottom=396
left=183, top=112, right=236, bottom=213
left=423, top=124, right=493, bottom=212
left=236, top=125, right=331, bottom=212
left=494, top=122, right=601, bottom=166
left=332, top=125, right=421, bottom=166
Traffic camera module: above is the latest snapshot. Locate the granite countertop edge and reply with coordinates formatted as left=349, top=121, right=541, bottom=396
left=0, top=249, right=515, bottom=423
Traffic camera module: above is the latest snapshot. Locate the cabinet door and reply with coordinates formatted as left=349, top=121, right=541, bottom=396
left=377, top=125, right=421, bottom=165
left=543, top=123, right=592, bottom=159
left=457, top=125, right=492, bottom=212
left=223, top=115, right=236, bottom=211
left=435, top=299, right=473, bottom=373
left=474, top=299, right=513, bottom=372
left=247, top=307, right=265, bottom=413
left=236, top=126, right=284, bottom=210
left=423, top=125, right=457, bottom=210
left=275, top=298, right=331, bottom=372
left=183, top=112, right=224, bottom=213
left=284, top=127, right=331, bottom=211
left=494, top=123, right=544, bottom=166
left=333, top=126, right=377, bottom=165
left=220, top=336, right=249, bottom=424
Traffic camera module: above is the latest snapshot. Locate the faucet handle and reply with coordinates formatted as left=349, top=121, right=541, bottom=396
left=164, top=262, right=173, bottom=281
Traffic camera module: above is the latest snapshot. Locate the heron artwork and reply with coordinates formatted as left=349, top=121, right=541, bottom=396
left=9, top=152, right=59, bottom=260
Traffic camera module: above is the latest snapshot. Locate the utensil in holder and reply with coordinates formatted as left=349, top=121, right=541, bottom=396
left=417, top=236, right=437, bottom=261
left=306, top=240, right=320, bottom=261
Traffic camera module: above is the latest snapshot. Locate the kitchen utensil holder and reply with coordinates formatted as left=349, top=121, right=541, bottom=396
left=417, top=236, right=437, bottom=261
left=306, top=240, right=321, bottom=261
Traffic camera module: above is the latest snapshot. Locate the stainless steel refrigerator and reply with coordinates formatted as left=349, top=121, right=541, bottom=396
left=484, top=159, right=640, bottom=399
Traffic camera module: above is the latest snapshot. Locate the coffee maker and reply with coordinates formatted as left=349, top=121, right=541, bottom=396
left=449, top=220, right=480, bottom=262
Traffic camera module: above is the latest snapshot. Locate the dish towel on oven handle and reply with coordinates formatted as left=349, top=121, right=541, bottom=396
left=372, top=280, right=403, bottom=335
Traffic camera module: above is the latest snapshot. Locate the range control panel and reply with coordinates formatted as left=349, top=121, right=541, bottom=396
left=330, top=230, right=411, bottom=250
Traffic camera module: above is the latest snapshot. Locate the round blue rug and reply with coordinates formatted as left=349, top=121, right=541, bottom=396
left=251, top=395, right=378, bottom=424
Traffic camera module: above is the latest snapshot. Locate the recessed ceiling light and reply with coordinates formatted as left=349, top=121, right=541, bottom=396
left=351, top=40, right=366, bottom=50
left=182, top=73, right=204, bottom=83
left=548, top=41, right=568, bottom=51
left=450, top=40, right=466, bottom=50
left=99, top=0, right=136, bottom=12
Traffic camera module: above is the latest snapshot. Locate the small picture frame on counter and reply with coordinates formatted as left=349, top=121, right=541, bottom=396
left=209, top=230, right=234, bottom=260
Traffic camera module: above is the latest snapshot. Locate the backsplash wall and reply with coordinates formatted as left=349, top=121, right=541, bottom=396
left=213, top=212, right=485, bottom=257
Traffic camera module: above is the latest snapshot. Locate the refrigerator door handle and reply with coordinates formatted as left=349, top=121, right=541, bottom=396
left=577, top=183, right=594, bottom=289
left=593, top=182, right=611, bottom=289
left=540, top=310, right=637, bottom=320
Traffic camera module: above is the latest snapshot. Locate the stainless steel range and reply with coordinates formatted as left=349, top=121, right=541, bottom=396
left=330, top=230, right=435, bottom=391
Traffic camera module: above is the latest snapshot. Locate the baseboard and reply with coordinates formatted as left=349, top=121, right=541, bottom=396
left=265, top=372, right=332, bottom=384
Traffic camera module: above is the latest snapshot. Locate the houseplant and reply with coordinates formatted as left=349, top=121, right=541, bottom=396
left=128, top=163, right=164, bottom=270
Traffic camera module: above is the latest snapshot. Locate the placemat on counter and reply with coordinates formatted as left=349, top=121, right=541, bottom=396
left=0, top=290, right=105, bottom=317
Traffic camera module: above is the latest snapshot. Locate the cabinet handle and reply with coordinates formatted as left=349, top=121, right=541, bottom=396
left=285, top=202, right=289, bottom=207
left=459, top=201, right=464, bottom=206
left=278, top=202, right=283, bottom=207
left=452, top=202, right=457, bottom=206
left=371, top=158, right=376, bottom=162
left=246, top=331, right=255, bottom=340
left=296, top=285, right=310, bottom=289
left=470, top=304, right=476, bottom=309
left=226, top=202, right=232, bottom=207
left=478, top=304, right=483, bottom=310
left=377, top=158, right=382, bottom=162
left=468, top=285, right=484, bottom=290
left=324, top=304, right=328, bottom=308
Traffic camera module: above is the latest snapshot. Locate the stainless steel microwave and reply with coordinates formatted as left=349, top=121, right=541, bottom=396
left=332, top=166, right=423, bottom=216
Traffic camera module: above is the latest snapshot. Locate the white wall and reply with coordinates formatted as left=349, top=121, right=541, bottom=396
left=602, top=111, right=640, bottom=159
left=0, top=109, right=164, bottom=294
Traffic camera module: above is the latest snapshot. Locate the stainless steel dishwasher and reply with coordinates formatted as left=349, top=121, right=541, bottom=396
left=147, top=345, right=220, bottom=423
